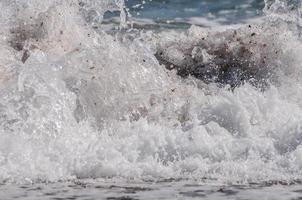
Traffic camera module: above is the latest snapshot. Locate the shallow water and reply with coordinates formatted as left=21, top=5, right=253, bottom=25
left=2, top=180, right=302, bottom=200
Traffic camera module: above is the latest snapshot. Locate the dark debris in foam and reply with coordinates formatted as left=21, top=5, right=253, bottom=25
left=155, top=24, right=281, bottom=89
left=8, top=19, right=47, bottom=63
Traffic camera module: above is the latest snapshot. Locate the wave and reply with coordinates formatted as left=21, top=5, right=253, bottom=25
left=0, top=0, right=302, bottom=184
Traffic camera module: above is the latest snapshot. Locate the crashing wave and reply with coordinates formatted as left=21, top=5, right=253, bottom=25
left=0, top=0, right=302, bottom=184
left=155, top=20, right=301, bottom=89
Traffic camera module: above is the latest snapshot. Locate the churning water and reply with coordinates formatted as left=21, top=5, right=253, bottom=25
left=0, top=0, right=302, bottom=199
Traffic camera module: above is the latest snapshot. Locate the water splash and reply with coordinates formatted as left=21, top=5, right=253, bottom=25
left=0, top=0, right=302, bottom=185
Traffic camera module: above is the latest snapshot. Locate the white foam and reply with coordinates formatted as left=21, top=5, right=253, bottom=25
left=0, top=0, right=302, bottom=185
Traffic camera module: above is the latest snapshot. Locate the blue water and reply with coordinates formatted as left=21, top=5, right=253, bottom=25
left=102, top=0, right=266, bottom=29
left=126, top=0, right=265, bottom=22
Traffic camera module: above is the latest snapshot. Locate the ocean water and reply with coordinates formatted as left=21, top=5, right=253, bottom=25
left=125, top=0, right=265, bottom=26
left=0, top=0, right=302, bottom=199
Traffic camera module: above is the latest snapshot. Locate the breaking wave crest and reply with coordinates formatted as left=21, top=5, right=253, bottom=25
left=0, top=0, right=302, bottom=184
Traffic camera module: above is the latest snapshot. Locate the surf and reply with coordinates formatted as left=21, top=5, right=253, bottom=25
left=0, top=0, right=302, bottom=185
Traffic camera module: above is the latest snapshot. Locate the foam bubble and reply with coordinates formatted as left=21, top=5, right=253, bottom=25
left=0, top=0, right=302, bottom=185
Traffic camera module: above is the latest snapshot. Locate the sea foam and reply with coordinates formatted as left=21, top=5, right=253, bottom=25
left=0, top=0, right=302, bottom=184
